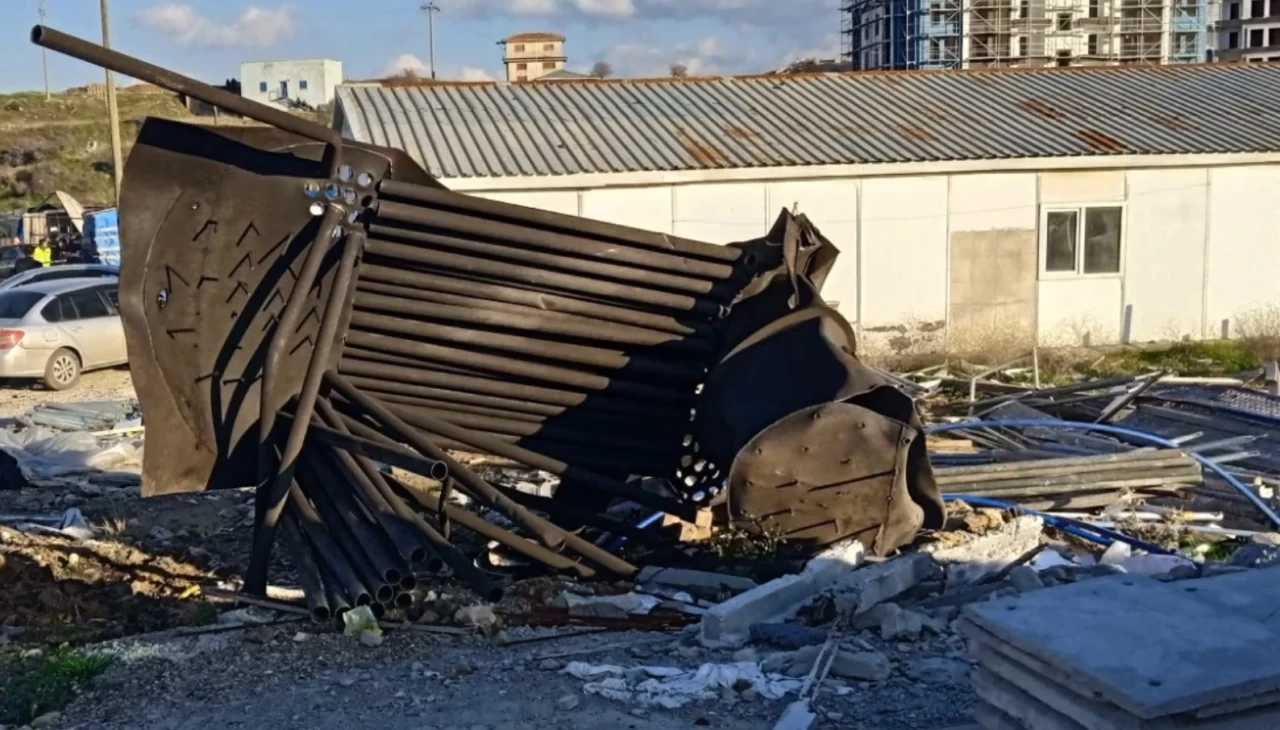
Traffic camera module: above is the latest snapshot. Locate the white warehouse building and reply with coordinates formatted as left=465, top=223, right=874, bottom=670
left=333, top=66, right=1280, bottom=356
left=241, top=58, right=343, bottom=109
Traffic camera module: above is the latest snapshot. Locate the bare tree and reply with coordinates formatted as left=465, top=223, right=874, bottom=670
left=590, top=61, right=613, bottom=79
left=669, top=62, right=688, bottom=78
left=399, top=67, right=420, bottom=79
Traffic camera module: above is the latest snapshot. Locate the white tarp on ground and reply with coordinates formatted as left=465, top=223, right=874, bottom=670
left=565, top=661, right=803, bottom=709
left=0, top=426, right=143, bottom=483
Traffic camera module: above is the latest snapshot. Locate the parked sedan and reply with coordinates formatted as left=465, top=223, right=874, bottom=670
left=0, top=263, right=119, bottom=292
left=0, top=278, right=127, bottom=390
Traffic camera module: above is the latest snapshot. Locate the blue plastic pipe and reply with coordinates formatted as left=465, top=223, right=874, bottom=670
left=926, top=419, right=1280, bottom=529
left=941, top=493, right=1171, bottom=555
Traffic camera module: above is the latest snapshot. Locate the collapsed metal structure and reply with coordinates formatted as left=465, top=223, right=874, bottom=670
left=32, top=27, right=944, bottom=620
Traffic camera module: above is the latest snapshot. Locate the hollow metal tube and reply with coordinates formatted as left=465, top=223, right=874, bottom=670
left=345, top=329, right=692, bottom=403
left=387, top=402, right=682, bottom=455
left=316, top=401, right=500, bottom=599
left=366, top=239, right=720, bottom=316
left=368, top=216, right=728, bottom=290
left=338, top=359, right=692, bottom=418
left=353, top=287, right=710, bottom=352
left=246, top=206, right=345, bottom=595
left=327, top=372, right=643, bottom=574
left=296, top=454, right=397, bottom=602
left=282, top=512, right=332, bottom=623
left=349, top=310, right=703, bottom=382
left=288, top=483, right=372, bottom=606
left=332, top=407, right=663, bottom=477
left=299, top=416, right=449, bottom=481
left=354, top=279, right=712, bottom=350
left=306, top=448, right=412, bottom=586
left=31, top=26, right=341, bottom=145
left=377, top=179, right=741, bottom=263
left=316, top=434, right=433, bottom=567
left=359, top=265, right=709, bottom=335
left=390, top=475, right=596, bottom=579
left=338, top=383, right=685, bottom=515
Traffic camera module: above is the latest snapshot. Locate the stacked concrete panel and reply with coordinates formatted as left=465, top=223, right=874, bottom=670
left=958, top=572, right=1280, bottom=730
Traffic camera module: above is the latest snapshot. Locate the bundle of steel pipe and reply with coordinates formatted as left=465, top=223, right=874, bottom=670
left=933, top=448, right=1203, bottom=505
left=35, top=24, right=944, bottom=617
left=339, top=182, right=774, bottom=488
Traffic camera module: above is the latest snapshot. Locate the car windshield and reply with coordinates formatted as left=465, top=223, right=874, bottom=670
left=0, top=290, right=44, bottom=319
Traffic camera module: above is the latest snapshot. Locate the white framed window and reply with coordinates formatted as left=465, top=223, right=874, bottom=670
left=1040, top=204, right=1124, bottom=278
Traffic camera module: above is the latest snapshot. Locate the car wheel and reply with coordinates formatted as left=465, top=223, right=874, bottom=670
left=43, top=349, right=81, bottom=391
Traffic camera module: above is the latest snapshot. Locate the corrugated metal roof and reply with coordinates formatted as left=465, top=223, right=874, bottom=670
left=334, top=64, right=1280, bottom=179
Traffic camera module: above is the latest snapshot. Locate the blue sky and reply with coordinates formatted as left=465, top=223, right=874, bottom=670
left=2, top=1, right=839, bottom=93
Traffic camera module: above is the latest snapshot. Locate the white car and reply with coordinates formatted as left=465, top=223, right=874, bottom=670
left=0, top=264, right=119, bottom=292
left=0, top=278, right=127, bottom=390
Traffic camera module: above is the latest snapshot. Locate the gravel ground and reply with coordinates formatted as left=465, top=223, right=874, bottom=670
left=44, top=623, right=975, bottom=730
left=0, top=368, right=135, bottom=419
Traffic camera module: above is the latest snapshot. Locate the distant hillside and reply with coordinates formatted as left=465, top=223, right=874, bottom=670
left=0, top=86, right=326, bottom=212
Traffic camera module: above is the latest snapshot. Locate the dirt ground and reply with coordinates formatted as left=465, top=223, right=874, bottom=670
left=0, top=369, right=136, bottom=420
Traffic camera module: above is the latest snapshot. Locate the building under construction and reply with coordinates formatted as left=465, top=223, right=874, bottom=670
left=841, top=0, right=1208, bottom=69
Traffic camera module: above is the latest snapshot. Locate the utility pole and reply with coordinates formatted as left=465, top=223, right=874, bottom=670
left=38, top=1, right=50, bottom=100
left=100, top=0, right=124, bottom=203
left=421, top=2, right=440, bottom=79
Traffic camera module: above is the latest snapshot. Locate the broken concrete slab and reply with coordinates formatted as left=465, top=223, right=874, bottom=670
left=830, top=650, right=891, bottom=681
left=963, top=575, right=1280, bottom=720
left=636, top=566, right=759, bottom=602
left=700, top=540, right=864, bottom=645
left=828, top=552, right=937, bottom=615
left=925, top=515, right=1044, bottom=585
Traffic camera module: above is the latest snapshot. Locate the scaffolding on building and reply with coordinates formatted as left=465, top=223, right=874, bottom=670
left=841, top=0, right=1207, bottom=70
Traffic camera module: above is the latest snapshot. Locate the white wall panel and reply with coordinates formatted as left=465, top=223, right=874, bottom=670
left=859, top=176, right=948, bottom=328
left=673, top=182, right=768, bottom=244
left=470, top=190, right=580, bottom=216
left=1206, top=166, right=1280, bottom=337
left=1123, top=169, right=1207, bottom=342
left=580, top=186, right=674, bottom=233
left=1038, top=278, right=1122, bottom=345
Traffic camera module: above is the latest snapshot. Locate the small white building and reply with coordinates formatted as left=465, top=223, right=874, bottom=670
left=499, top=32, right=567, bottom=82
left=241, top=59, right=343, bottom=108
left=334, top=64, right=1280, bottom=357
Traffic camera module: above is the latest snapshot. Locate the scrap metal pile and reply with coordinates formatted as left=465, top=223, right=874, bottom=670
left=31, top=28, right=943, bottom=619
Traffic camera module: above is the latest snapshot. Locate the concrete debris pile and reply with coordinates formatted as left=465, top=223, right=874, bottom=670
left=960, top=570, right=1280, bottom=730
left=28, top=27, right=944, bottom=620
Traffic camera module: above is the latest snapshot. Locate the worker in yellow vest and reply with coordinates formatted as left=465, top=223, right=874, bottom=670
left=32, top=238, right=52, bottom=267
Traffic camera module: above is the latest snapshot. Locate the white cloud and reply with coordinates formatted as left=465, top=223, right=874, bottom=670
left=604, top=34, right=750, bottom=77
left=382, top=54, right=496, bottom=82
left=509, top=0, right=558, bottom=13
left=574, top=0, right=636, bottom=17
left=384, top=53, right=428, bottom=77
left=137, top=4, right=295, bottom=49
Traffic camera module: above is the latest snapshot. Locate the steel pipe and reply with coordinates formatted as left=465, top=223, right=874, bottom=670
left=359, top=265, right=709, bottom=335
left=368, top=218, right=729, bottom=291
left=296, top=454, right=397, bottom=602
left=288, top=484, right=372, bottom=606
left=326, top=373, right=642, bottom=574
left=349, top=309, right=703, bottom=381
left=338, top=359, right=692, bottom=418
left=366, top=239, right=721, bottom=316
left=247, top=207, right=345, bottom=595
left=344, top=330, right=693, bottom=403
left=282, top=514, right=332, bottom=623
left=377, top=178, right=742, bottom=263
left=337, top=384, right=685, bottom=514
left=389, top=475, right=596, bottom=579
left=353, top=287, right=710, bottom=352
